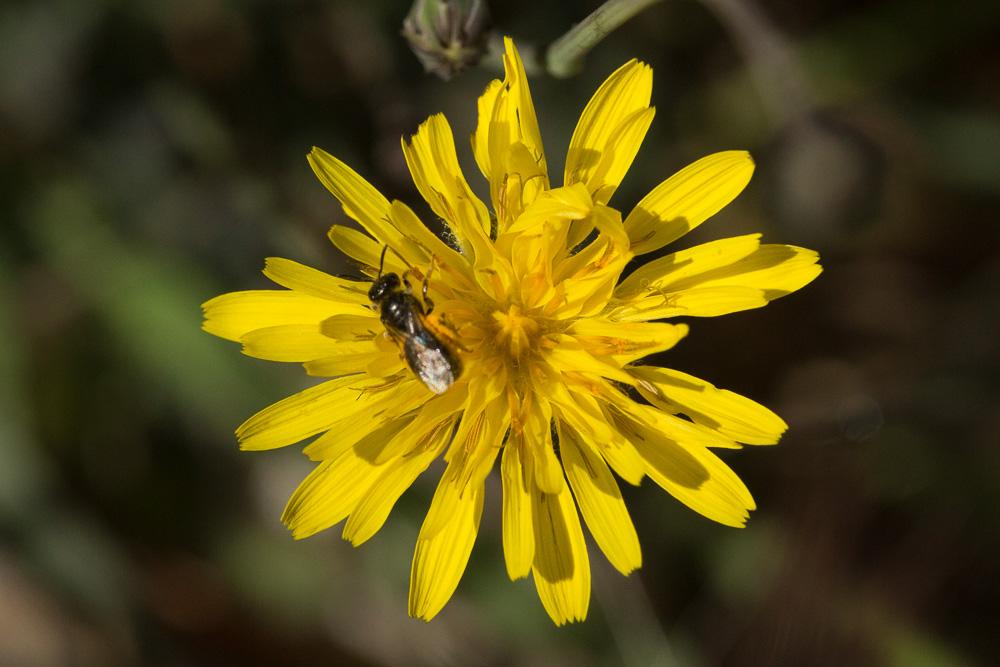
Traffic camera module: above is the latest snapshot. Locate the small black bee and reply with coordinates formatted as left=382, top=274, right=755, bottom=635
left=368, top=247, right=462, bottom=394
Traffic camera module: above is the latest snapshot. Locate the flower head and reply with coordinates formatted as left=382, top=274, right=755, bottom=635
left=402, top=0, right=491, bottom=80
left=203, top=38, right=821, bottom=625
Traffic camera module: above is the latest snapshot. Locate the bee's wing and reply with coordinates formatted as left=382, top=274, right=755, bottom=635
left=404, top=334, right=461, bottom=395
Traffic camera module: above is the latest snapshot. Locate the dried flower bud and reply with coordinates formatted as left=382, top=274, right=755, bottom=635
left=402, top=0, right=491, bottom=80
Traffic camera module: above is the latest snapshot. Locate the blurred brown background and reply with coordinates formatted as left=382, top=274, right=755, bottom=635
left=1, top=0, right=998, bottom=664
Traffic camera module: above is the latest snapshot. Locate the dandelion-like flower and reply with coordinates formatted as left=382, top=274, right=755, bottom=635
left=203, top=38, right=821, bottom=625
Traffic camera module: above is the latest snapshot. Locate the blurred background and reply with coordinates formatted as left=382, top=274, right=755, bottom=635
left=2, top=0, right=999, bottom=664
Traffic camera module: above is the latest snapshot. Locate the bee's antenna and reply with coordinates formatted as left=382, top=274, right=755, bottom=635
left=377, top=245, right=389, bottom=279
left=379, top=243, right=417, bottom=274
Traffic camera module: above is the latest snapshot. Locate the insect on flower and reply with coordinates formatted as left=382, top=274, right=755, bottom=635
left=368, top=246, right=462, bottom=394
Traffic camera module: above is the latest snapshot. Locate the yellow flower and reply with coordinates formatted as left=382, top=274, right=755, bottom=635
left=202, top=37, right=821, bottom=625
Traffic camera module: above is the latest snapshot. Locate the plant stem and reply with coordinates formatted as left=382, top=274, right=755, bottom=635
left=545, top=0, right=664, bottom=78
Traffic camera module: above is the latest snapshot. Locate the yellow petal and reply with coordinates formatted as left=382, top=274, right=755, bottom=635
left=544, top=335, right=637, bottom=386
left=401, top=114, right=492, bottom=250
left=312, top=165, right=471, bottom=285
left=560, top=424, right=641, bottom=575
left=301, top=341, right=389, bottom=377
left=524, top=395, right=563, bottom=494
left=408, top=476, right=484, bottom=621
left=281, top=447, right=384, bottom=539
left=422, top=394, right=507, bottom=538
left=307, top=147, right=388, bottom=233
left=624, top=151, right=755, bottom=255
left=565, top=59, right=653, bottom=205
left=596, top=443, right=646, bottom=487
left=531, top=482, right=590, bottom=626
left=556, top=391, right=647, bottom=486
left=501, top=435, right=535, bottom=580
left=308, top=147, right=424, bottom=264
left=612, top=238, right=821, bottom=320
left=615, top=234, right=762, bottom=299
left=319, top=313, right=380, bottom=340
left=646, top=443, right=755, bottom=527
left=202, top=290, right=369, bottom=342
left=477, top=38, right=549, bottom=224
left=610, top=286, right=769, bottom=321
left=616, top=393, right=740, bottom=450
left=364, top=350, right=408, bottom=378
left=235, top=376, right=359, bottom=450
left=553, top=206, right=633, bottom=318
left=262, top=257, right=369, bottom=304
left=499, top=37, right=546, bottom=177
left=240, top=324, right=350, bottom=362
left=512, top=183, right=600, bottom=261
left=443, top=372, right=506, bottom=465
left=471, top=78, right=503, bottom=179
left=548, top=382, right=616, bottom=443
left=342, top=419, right=453, bottom=545
left=503, top=183, right=593, bottom=236
left=461, top=395, right=510, bottom=489
left=501, top=184, right=592, bottom=306
left=668, top=244, right=823, bottom=299
left=327, top=225, right=406, bottom=276
left=668, top=286, right=770, bottom=317
left=632, top=366, right=787, bottom=445
left=374, top=382, right=470, bottom=464
left=591, top=201, right=632, bottom=250
left=387, top=200, right=475, bottom=287
left=402, top=115, right=512, bottom=299
left=303, top=415, right=408, bottom=462
left=594, top=409, right=650, bottom=486
left=494, top=142, right=550, bottom=229
left=569, top=319, right=689, bottom=366
left=588, top=107, right=655, bottom=208
left=545, top=379, right=646, bottom=485
left=625, top=414, right=755, bottom=527
left=236, top=377, right=420, bottom=451
left=295, top=380, right=432, bottom=462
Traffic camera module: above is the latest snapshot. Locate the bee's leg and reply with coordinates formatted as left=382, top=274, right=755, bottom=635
left=399, top=267, right=414, bottom=294
left=422, top=257, right=437, bottom=314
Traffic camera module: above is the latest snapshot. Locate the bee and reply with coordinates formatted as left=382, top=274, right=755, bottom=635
left=368, top=247, right=462, bottom=394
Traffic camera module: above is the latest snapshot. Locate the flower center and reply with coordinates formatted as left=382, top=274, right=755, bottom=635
left=490, top=304, right=541, bottom=362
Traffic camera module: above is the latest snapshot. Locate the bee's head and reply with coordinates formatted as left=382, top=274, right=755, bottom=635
left=368, top=273, right=401, bottom=302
